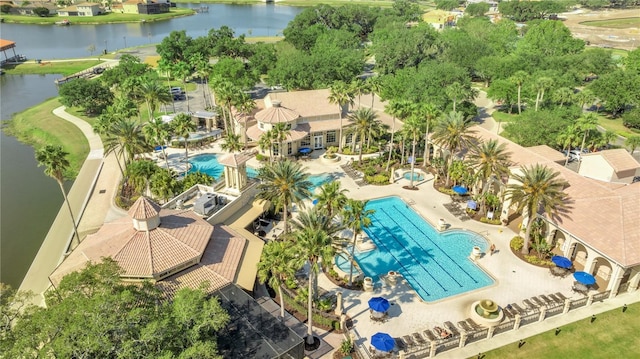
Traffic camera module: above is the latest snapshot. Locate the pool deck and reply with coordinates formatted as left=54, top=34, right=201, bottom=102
left=162, top=144, right=636, bottom=358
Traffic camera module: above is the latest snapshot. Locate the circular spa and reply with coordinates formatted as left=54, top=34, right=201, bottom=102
left=402, top=169, right=426, bottom=182
left=470, top=299, right=504, bottom=327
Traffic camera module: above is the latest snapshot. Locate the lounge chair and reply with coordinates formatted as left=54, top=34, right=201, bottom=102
left=423, top=329, right=438, bottom=342
left=394, top=338, right=406, bottom=351
left=511, top=303, right=527, bottom=315
left=502, top=306, right=516, bottom=319
left=412, top=332, right=427, bottom=346
left=444, top=321, right=460, bottom=337
left=523, top=299, right=538, bottom=311
left=548, top=293, right=563, bottom=304
left=466, top=318, right=483, bottom=330
left=539, top=295, right=555, bottom=305
left=402, top=335, right=416, bottom=348
left=555, top=292, right=569, bottom=301
left=531, top=296, right=547, bottom=307
left=457, top=320, right=474, bottom=332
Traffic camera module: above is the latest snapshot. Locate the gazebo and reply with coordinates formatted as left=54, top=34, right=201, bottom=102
left=0, top=39, right=18, bottom=63
left=217, top=151, right=253, bottom=195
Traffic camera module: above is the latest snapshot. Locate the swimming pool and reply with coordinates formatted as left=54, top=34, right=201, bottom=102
left=189, top=154, right=333, bottom=192
left=189, top=154, right=258, bottom=179
left=354, top=196, right=494, bottom=302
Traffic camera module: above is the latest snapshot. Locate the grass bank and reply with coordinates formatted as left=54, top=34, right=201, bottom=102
left=475, top=302, right=640, bottom=359
left=3, top=98, right=89, bottom=178
left=0, top=8, right=193, bottom=25
left=580, top=17, right=640, bottom=29
left=597, top=114, right=640, bottom=138
left=2, top=60, right=104, bottom=76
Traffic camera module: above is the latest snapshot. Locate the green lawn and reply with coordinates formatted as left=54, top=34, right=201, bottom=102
left=0, top=8, right=193, bottom=25
left=2, top=60, right=104, bottom=76
left=475, top=303, right=640, bottom=359
left=492, top=111, right=519, bottom=124
left=3, top=98, right=89, bottom=178
left=597, top=114, right=640, bottom=138
left=579, top=17, right=640, bottom=29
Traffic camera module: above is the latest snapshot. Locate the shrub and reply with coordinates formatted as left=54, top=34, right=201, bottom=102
left=342, top=147, right=353, bottom=155
left=622, top=109, right=640, bottom=130
left=524, top=255, right=553, bottom=266
left=364, top=166, right=377, bottom=177
left=316, top=297, right=333, bottom=312
left=255, top=153, right=266, bottom=162
left=365, top=174, right=389, bottom=185
left=480, top=217, right=502, bottom=225
left=285, top=277, right=298, bottom=290
left=340, top=339, right=354, bottom=355
left=33, top=7, right=50, bottom=16
left=510, top=236, right=524, bottom=251
left=1, top=4, right=11, bottom=13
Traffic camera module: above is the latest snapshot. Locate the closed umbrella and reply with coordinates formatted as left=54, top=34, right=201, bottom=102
left=371, top=332, right=395, bottom=352
left=368, top=297, right=390, bottom=313
left=551, top=255, right=572, bottom=269
left=452, top=185, right=468, bottom=195
left=573, top=271, right=596, bottom=286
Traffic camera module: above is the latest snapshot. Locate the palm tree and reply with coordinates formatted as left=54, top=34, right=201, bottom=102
left=211, top=78, right=239, bottom=135
left=138, top=77, right=171, bottom=120
left=341, top=199, right=374, bottom=286
left=35, top=145, right=81, bottom=248
left=348, top=107, right=378, bottom=162
left=220, top=132, right=243, bottom=153
left=625, top=135, right=640, bottom=155
left=466, top=139, right=512, bottom=211
left=556, top=125, right=580, bottom=166
left=366, top=76, right=383, bottom=109
left=125, top=159, right=157, bottom=196
left=258, top=130, right=275, bottom=162
left=419, top=103, right=440, bottom=164
left=384, top=100, right=412, bottom=171
left=402, top=113, right=425, bottom=188
left=575, top=89, right=595, bottom=111
left=328, top=81, right=354, bottom=152
left=143, top=117, right=171, bottom=170
left=314, top=181, right=348, bottom=219
left=505, top=164, right=568, bottom=255
left=291, top=226, right=334, bottom=345
left=350, top=78, right=368, bottom=109
left=431, top=111, right=476, bottom=186
left=190, top=53, right=213, bottom=109
left=576, top=113, right=599, bottom=155
left=445, top=82, right=468, bottom=112
left=256, top=160, right=312, bottom=235
left=171, top=113, right=196, bottom=176
left=157, top=58, right=176, bottom=113
left=553, top=87, right=574, bottom=108
left=257, top=240, right=301, bottom=320
left=150, top=168, right=177, bottom=202
left=233, top=92, right=256, bottom=149
left=271, top=123, right=290, bottom=159
left=510, top=71, right=529, bottom=114
left=171, top=60, right=192, bottom=112
left=103, top=118, right=147, bottom=175
left=533, top=76, right=554, bottom=111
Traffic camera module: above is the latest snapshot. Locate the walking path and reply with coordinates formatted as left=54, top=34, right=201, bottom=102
left=18, top=106, right=125, bottom=305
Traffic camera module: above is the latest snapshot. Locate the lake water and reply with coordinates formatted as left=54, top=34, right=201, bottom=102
left=0, top=4, right=300, bottom=288
left=1, top=4, right=302, bottom=60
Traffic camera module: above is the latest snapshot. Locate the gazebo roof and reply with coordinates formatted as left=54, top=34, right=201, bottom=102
left=128, top=196, right=161, bottom=219
left=254, top=101, right=300, bottom=124
left=218, top=152, right=253, bottom=167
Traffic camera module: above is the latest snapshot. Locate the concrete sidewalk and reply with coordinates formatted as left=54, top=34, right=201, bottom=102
left=18, top=106, right=125, bottom=305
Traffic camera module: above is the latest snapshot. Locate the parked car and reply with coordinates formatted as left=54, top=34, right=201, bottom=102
left=170, top=87, right=185, bottom=95
left=562, top=150, right=581, bottom=162
left=92, top=67, right=105, bottom=75
left=173, top=94, right=186, bottom=101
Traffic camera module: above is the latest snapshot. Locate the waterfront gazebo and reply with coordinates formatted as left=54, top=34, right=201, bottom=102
left=0, top=39, right=18, bottom=62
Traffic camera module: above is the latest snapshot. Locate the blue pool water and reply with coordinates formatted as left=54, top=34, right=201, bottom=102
left=403, top=172, right=425, bottom=181
left=189, top=154, right=332, bottom=191
left=189, top=154, right=258, bottom=179
left=352, top=196, right=494, bottom=302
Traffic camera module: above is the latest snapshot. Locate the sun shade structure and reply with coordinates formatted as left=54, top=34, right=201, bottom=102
left=371, top=332, right=395, bottom=352
left=573, top=271, right=596, bottom=286
left=368, top=297, right=390, bottom=313
left=552, top=255, right=573, bottom=269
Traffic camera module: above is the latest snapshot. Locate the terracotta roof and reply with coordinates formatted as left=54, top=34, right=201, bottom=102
left=254, top=102, right=300, bottom=124
left=128, top=196, right=161, bottom=219
left=158, top=265, right=229, bottom=299
left=50, top=208, right=213, bottom=282
left=265, top=89, right=338, bottom=119
left=0, top=40, right=16, bottom=51
left=583, top=149, right=640, bottom=173
left=218, top=152, right=253, bottom=167
left=527, top=145, right=566, bottom=163
left=471, top=126, right=640, bottom=267
left=246, top=122, right=310, bottom=142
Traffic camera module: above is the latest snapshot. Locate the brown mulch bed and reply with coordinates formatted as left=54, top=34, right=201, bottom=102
left=333, top=350, right=362, bottom=359
left=324, top=272, right=364, bottom=292
left=509, top=246, right=554, bottom=269
left=403, top=185, right=419, bottom=190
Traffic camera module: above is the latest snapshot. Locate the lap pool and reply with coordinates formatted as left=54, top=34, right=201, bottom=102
left=350, top=196, right=494, bottom=302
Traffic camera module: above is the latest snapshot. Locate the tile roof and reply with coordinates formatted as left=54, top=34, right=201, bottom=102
left=266, top=89, right=338, bottom=119
left=128, top=196, right=161, bottom=219
left=218, top=152, right=253, bottom=167
left=254, top=102, right=300, bottom=124
left=583, top=148, right=640, bottom=173
left=246, top=122, right=310, bottom=142
left=472, top=126, right=640, bottom=267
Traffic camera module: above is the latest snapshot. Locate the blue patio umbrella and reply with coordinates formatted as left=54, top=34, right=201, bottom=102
left=368, top=297, right=390, bottom=313
left=466, top=200, right=478, bottom=210
left=551, top=255, right=572, bottom=269
left=452, top=185, right=468, bottom=195
left=312, top=199, right=319, bottom=206
left=371, top=332, right=395, bottom=352
left=298, top=147, right=312, bottom=154
left=573, top=271, right=596, bottom=286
